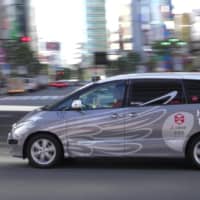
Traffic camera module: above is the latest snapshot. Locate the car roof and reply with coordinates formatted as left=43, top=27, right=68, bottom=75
left=98, top=72, right=200, bottom=84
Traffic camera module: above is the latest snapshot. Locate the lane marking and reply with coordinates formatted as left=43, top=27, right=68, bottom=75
left=0, top=105, right=41, bottom=112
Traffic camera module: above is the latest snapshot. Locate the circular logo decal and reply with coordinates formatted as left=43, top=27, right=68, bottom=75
left=162, top=112, right=194, bottom=152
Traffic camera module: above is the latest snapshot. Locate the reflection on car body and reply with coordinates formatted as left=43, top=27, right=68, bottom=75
left=7, top=73, right=200, bottom=168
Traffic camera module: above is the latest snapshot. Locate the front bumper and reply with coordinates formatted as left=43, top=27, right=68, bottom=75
left=7, top=132, right=23, bottom=158
left=8, top=139, right=18, bottom=145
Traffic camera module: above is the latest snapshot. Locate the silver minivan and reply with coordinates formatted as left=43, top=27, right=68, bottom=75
left=7, top=73, right=200, bottom=168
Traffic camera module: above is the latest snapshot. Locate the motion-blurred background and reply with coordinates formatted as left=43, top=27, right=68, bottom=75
left=0, top=0, right=200, bottom=94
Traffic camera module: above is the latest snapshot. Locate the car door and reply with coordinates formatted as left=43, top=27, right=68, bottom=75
left=125, top=79, right=186, bottom=157
left=58, top=80, right=128, bottom=157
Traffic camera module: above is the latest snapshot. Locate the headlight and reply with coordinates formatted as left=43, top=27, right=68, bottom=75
left=12, top=121, right=34, bottom=138
left=13, top=121, right=33, bottom=129
left=12, top=123, right=17, bottom=130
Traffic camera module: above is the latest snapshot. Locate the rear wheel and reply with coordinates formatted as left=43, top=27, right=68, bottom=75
left=27, top=134, right=63, bottom=168
left=187, top=136, right=200, bottom=168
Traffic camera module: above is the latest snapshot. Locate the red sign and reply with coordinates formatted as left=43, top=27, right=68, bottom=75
left=174, top=113, right=185, bottom=125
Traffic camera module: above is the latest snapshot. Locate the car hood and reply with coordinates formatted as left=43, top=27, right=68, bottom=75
left=17, top=108, right=59, bottom=126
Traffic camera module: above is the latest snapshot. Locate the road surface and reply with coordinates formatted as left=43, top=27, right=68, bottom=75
left=0, top=146, right=199, bottom=200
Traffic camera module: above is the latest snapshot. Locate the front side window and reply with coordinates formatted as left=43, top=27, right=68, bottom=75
left=78, top=81, right=126, bottom=110
left=129, top=79, right=185, bottom=107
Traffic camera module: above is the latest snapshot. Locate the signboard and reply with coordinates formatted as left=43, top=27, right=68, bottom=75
left=2, top=64, right=10, bottom=75
left=46, top=42, right=60, bottom=51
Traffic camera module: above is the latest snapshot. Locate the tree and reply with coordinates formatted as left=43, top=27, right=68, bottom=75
left=126, top=52, right=141, bottom=72
left=4, top=41, right=40, bottom=75
left=63, top=68, right=72, bottom=79
left=107, top=51, right=141, bottom=75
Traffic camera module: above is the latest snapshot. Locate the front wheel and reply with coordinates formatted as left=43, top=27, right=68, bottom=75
left=187, top=136, right=200, bottom=169
left=27, top=134, right=63, bottom=168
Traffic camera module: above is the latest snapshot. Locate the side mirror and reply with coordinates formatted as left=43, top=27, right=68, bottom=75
left=71, top=99, right=83, bottom=110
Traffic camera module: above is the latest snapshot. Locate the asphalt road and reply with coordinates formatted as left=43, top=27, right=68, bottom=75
left=1, top=87, right=200, bottom=200
left=0, top=147, right=199, bottom=200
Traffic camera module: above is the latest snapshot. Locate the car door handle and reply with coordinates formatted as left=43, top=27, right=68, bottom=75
left=128, top=113, right=137, bottom=117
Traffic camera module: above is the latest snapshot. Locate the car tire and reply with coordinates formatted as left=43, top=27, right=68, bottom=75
left=186, top=136, right=200, bottom=169
left=27, top=134, right=63, bottom=168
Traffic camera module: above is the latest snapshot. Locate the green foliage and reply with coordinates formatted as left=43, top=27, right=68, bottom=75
left=146, top=56, right=157, bottom=72
left=63, top=68, right=72, bottom=79
left=4, top=41, right=41, bottom=75
left=39, top=64, right=49, bottom=74
left=152, top=40, right=170, bottom=55
left=108, top=51, right=141, bottom=75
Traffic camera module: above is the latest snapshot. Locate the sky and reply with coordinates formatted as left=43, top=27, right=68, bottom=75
left=173, top=0, right=200, bottom=14
left=32, top=0, right=199, bottom=65
left=106, top=0, right=132, bottom=31
left=32, top=0, right=85, bottom=65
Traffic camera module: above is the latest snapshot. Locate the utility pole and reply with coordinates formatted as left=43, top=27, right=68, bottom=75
left=132, top=0, right=144, bottom=60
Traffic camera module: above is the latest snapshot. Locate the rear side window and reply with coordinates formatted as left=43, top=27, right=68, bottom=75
left=129, top=79, right=185, bottom=106
left=184, top=80, right=200, bottom=104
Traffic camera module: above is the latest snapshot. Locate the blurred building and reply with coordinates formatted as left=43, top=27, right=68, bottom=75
left=108, top=0, right=133, bottom=60
left=3, top=0, right=30, bottom=39
left=0, top=0, right=15, bottom=40
left=190, top=10, right=200, bottom=68
left=132, top=0, right=174, bottom=57
left=118, top=1, right=132, bottom=51
left=0, top=0, right=37, bottom=45
left=191, top=10, right=200, bottom=41
left=85, top=0, right=107, bottom=65
left=0, top=0, right=39, bottom=76
left=174, top=13, right=191, bottom=42
left=27, top=1, right=38, bottom=53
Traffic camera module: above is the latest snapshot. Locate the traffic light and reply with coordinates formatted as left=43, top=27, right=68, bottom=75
left=177, top=41, right=187, bottom=46
left=160, top=39, right=187, bottom=47
left=20, top=36, right=31, bottom=43
left=168, top=38, right=179, bottom=43
left=160, top=41, right=171, bottom=46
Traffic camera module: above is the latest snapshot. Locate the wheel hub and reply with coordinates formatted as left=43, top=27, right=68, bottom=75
left=30, top=138, right=56, bottom=165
